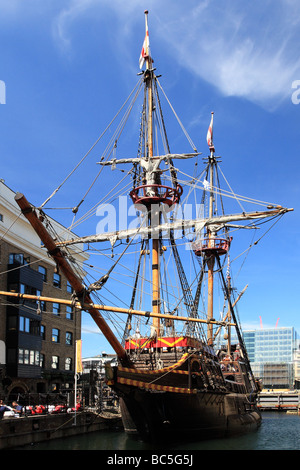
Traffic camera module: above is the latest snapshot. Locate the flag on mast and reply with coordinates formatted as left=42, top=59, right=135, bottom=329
left=139, top=10, right=150, bottom=69
left=139, top=33, right=149, bottom=69
left=206, top=112, right=214, bottom=148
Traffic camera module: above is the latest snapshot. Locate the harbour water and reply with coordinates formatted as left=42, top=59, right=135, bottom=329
left=14, top=412, right=300, bottom=451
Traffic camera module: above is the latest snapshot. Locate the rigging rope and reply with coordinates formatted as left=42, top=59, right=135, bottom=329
left=39, top=77, right=143, bottom=210
left=156, top=78, right=197, bottom=152
left=166, top=168, right=279, bottom=208
left=0, top=212, right=22, bottom=243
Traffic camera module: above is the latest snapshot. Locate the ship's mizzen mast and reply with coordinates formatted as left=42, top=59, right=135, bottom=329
left=194, top=112, right=232, bottom=346
left=204, top=112, right=222, bottom=346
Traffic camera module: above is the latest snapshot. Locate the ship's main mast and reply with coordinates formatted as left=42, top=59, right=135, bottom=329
left=143, top=10, right=161, bottom=337
left=207, top=136, right=215, bottom=345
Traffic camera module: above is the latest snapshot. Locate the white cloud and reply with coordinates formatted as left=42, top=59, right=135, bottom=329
left=156, top=1, right=300, bottom=107
left=81, top=317, right=103, bottom=335
left=3, top=0, right=300, bottom=107
left=52, top=0, right=96, bottom=52
left=82, top=326, right=103, bottom=335
left=52, top=0, right=300, bottom=107
left=51, top=0, right=142, bottom=53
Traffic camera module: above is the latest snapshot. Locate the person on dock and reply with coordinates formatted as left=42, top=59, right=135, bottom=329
left=12, top=401, right=23, bottom=415
left=0, top=399, right=11, bottom=419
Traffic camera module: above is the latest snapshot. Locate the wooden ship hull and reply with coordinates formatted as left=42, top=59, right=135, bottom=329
left=106, top=336, right=261, bottom=442
left=118, top=391, right=261, bottom=442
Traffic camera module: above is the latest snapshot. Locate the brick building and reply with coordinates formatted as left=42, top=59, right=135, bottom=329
left=0, top=180, right=88, bottom=401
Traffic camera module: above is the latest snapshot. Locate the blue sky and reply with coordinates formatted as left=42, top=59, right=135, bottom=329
left=0, top=0, right=300, bottom=357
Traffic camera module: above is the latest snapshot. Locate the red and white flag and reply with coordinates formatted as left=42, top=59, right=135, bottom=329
left=206, top=112, right=214, bottom=147
left=139, top=11, right=150, bottom=69
left=139, top=30, right=149, bottom=69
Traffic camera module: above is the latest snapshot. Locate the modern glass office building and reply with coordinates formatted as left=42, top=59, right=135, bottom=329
left=242, top=327, right=297, bottom=389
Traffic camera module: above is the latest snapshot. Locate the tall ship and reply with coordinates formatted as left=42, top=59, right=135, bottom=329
left=3, top=12, right=292, bottom=442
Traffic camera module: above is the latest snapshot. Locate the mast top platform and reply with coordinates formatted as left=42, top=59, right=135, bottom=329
left=130, top=183, right=183, bottom=208
left=192, top=237, right=233, bottom=257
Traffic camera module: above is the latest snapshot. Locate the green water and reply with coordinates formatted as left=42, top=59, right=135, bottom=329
left=16, top=412, right=300, bottom=451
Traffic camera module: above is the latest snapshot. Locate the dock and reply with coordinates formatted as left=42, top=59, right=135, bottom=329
left=0, top=409, right=122, bottom=450
left=258, top=391, right=300, bottom=412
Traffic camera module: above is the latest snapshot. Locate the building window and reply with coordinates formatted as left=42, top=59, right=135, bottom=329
left=19, top=316, right=30, bottom=333
left=66, top=306, right=73, bottom=320
left=65, top=357, right=72, bottom=371
left=20, top=283, right=37, bottom=296
left=52, top=328, right=60, bottom=343
left=38, top=265, right=47, bottom=282
left=51, top=356, right=59, bottom=369
left=66, top=331, right=73, bottom=346
left=24, top=349, right=29, bottom=364
left=30, top=319, right=40, bottom=336
left=67, top=281, right=73, bottom=293
left=18, top=349, right=40, bottom=366
left=9, top=253, right=24, bottom=265
left=35, top=351, right=40, bottom=366
left=53, top=302, right=60, bottom=315
left=18, top=349, right=24, bottom=364
left=40, top=354, right=45, bottom=368
left=53, top=273, right=61, bottom=288
left=41, top=325, right=45, bottom=340
left=36, top=290, right=46, bottom=311
left=30, top=350, right=35, bottom=365
left=8, top=253, right=30, bottom=265
left=19, top=316, right=40, bottom=335
left=0, top=213, right=3, bottom=222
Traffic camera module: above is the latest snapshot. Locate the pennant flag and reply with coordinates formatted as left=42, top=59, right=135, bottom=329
left=139, top=11, right=150, bottom=69
left=76, top=339, right=83, bottom=374
left=139, top=31, right=149, bottom=69
left=206, top=112, right=214, bottom=147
